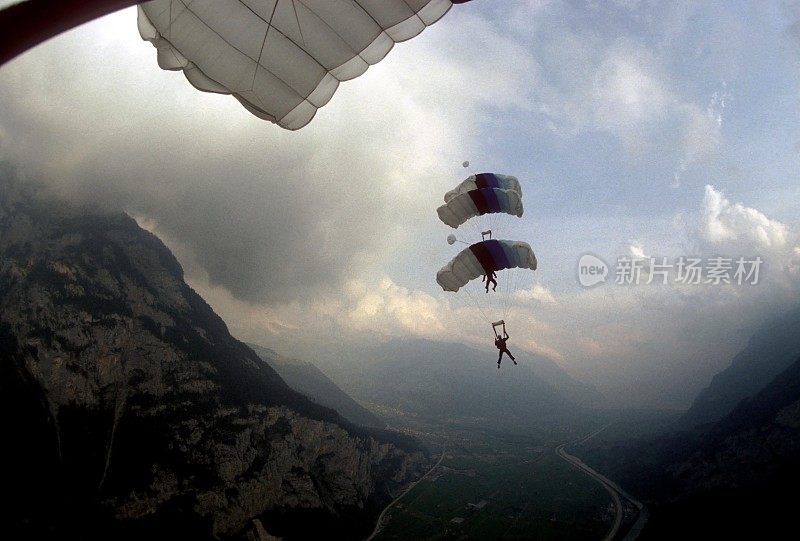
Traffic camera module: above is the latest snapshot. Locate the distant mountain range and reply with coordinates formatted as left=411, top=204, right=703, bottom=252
left=0, top=180, right=427, bottom=540
left=339, top=338, right=604, bottom=434
left=578, top=306, right=800, bottom=538
left=680, top=304, right=800, bottom=428
left=247, top=343, right=385, bottom=429
left=639, top=355, right=800, bottom=538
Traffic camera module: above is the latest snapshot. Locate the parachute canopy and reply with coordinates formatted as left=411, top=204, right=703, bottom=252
left=437, top=187, right=524, bottom=228
left=138, top=0, right=470, bottom=130
left=437, top=240, right=537, bottom=292
left=444, top=173, right=522, bottom=203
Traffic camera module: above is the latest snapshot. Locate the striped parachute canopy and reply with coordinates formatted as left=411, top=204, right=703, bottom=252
left=443, top=173, right=522, bottom=203
left=437, top=240, right=537, bottom=292
left=138, top=0, right=471, bottom=130
left=437, top=187, right=524, bottom=228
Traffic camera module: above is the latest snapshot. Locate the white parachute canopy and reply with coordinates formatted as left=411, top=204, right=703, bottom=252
left=437, top=240, right=538, bottom=293
left=444, top=173, right=522, bottom=203
left=437, top=188, right=524, bottom=229
left=137, top=0, right=465, bottom=130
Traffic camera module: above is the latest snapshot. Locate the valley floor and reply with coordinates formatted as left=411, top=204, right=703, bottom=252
left=555, top=430, right=648, bottom=541
left=370, top=421, right=621, bottom=541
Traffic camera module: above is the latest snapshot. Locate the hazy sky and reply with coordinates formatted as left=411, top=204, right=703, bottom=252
left=2, top=0, right=800, bottom=408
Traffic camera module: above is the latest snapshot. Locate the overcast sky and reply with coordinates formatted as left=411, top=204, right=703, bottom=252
left=2, top=0, right=800, bottom=408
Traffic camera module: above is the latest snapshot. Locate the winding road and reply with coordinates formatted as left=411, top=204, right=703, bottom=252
left=555, top=426, right=646, bottom=541
left=365, top=444, right=447, bottom=541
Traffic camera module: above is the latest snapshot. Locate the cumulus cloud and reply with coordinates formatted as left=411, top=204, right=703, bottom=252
left=344, top=278, right=445, bottom=337
left=512, top=185, right=800, bottom=408
left=702, top=185, right=790, bottom=249
left=514, top=284, right=557, bottom=304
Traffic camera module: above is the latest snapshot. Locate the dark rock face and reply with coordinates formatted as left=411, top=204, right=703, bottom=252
left=0, top=183, right=427, bottom=540
left=680, top=305, right=800, bottom=428
left=578, top=356, right=800, bottom=540
left=639, top=357, right=800, bottom=539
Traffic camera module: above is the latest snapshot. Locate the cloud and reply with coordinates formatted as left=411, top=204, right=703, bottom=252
left=3, top=1, right=799, bottom=412
left=702, top=184, right=790, bottom=250
left=0, top=7, right=538, bottom=305
left=504, top=2, right=725, bottom=185
left=344, top=278, right=445, bottom=337
left=514, top=284, right=557, bottom=304
left=673, top=85, right=728, bottom=187
left=510, top=185, right=800, bottom=408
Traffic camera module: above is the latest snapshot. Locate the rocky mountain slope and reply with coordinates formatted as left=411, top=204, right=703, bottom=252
left=0, top=180, right=428, bottom=540
left=680, top=304, right=800, bottom=428
left=578, top=355, right=800, bottom=539
left=248, top=343, right=384, bottom=429
left=642, top=356, right=800, bottom=538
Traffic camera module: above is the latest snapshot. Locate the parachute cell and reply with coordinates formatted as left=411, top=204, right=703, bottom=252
left=444, top=173, right=522, bottom=203
left=437, top=187, right=523, bottom=228
left=137, top=0, right=471, bottom=130
left=436, top=240, right=537, bottom=292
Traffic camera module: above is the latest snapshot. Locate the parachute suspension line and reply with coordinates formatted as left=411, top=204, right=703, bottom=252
left=503, top=264, right=524, bottom=322
left=511, top=265, right=521, bottom=317
left=502, top=267, right=516, bottom=321
left=463, top=219, right=480, bottom=242
left=503, top=267, right=513, bottom=320
left=289, top=0, right=307, bottom=47
left=251, top=0, right=281, bottom=91
left=498, top=269, right=506, bottom=321
left=464, top=283, right=492, bottom=325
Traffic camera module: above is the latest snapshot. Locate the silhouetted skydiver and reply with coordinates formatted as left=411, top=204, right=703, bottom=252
left=495, top=331, right=516, bottom=368
left=483, top=271, right=497, bottom=293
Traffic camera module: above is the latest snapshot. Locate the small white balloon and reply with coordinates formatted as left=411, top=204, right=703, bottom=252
left=462, top=161, right=470, bottom=168
left=447, top=234, right=457, bottom=245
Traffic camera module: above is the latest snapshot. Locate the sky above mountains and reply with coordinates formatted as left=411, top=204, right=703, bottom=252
left=2, top=0, right=800, bottom=408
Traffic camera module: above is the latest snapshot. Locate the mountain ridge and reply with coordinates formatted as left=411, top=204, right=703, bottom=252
left=577, top=353, right=800, bottom=539
left=0, top=180, right=428, bottom=540
left=680, top=304, right=800, bottom=428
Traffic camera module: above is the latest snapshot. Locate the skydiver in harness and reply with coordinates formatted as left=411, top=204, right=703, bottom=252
left=483, top=270, right=497, bottom=292
left=493, top=321, right=516, bottom=368
left=480, top=231, right=498, bottom=293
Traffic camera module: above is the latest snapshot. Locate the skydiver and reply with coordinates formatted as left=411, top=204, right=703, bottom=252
left=483, top=271, right=497, bottom=293
left=495, top=331, right=516, bottom=368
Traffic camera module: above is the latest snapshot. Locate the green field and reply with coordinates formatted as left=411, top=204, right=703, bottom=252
left=376, top=434, right=611, bottom=540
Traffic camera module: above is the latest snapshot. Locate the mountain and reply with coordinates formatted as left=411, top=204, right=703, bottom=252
left=0, top=181, right=428, bottom=540
left=578, top=356, right=800, bottom=539
left=642, top=356, right=800, bottom=538
left=342, top=338, right=598, bottom=434
left=524, top=348, right=606, bottom=408
left=248, top=343, right=384, bottom=429
left=680, top=304, right=800, bottom=428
